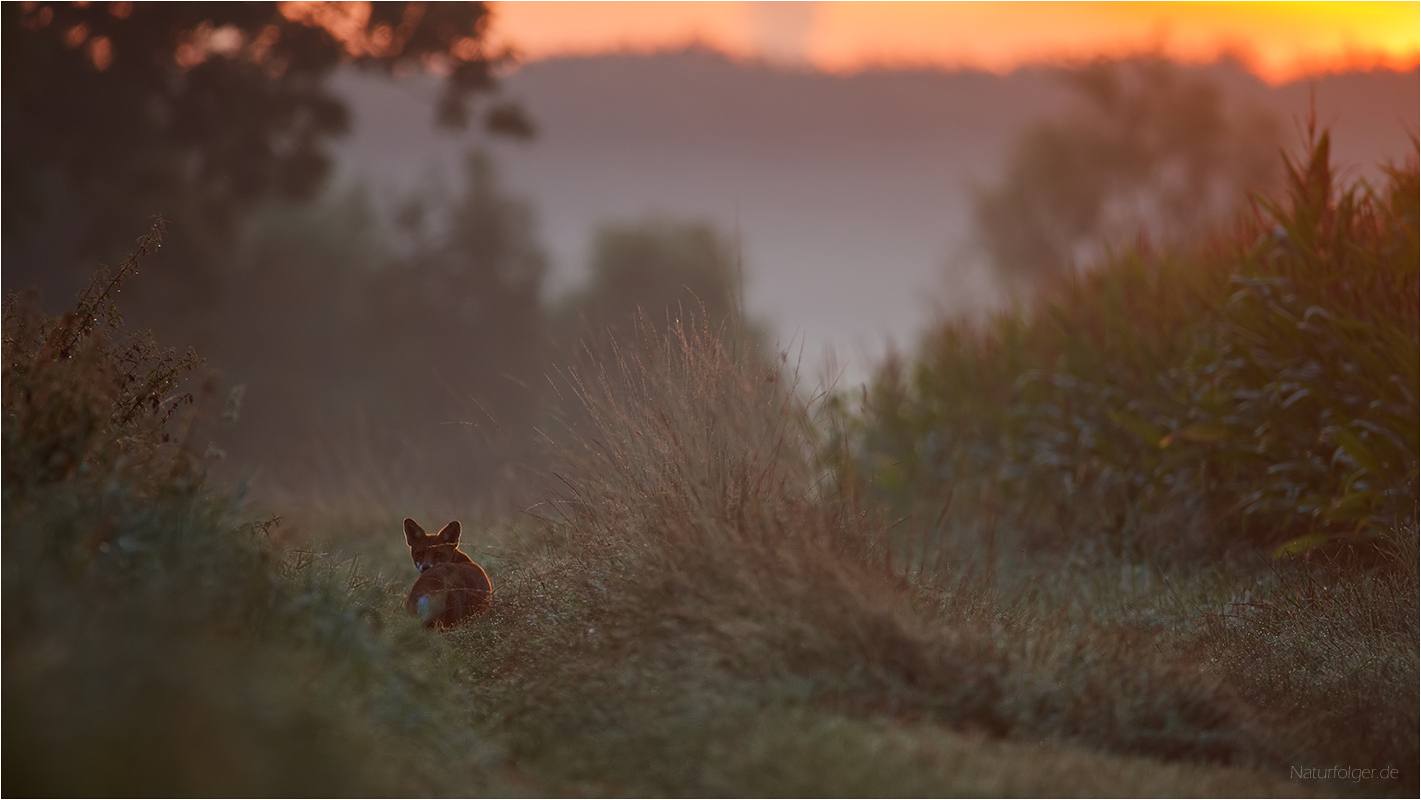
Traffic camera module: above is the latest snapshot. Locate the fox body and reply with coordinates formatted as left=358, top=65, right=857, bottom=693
left=406, top=562, right=492, bottom=629
left=403, top=518, right=492, bottom=629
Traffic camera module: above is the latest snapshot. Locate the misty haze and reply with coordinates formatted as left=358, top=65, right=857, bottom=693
left=5, top=4, right=1418, bottom=796
left=329, top=51, right=1418, bottom=382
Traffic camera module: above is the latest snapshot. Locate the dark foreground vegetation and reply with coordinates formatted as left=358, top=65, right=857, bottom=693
left=4, top=135, right=1416, bottom=796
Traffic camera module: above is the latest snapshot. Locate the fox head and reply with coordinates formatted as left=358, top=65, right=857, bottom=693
left=403, top=518, right=474, bottom=573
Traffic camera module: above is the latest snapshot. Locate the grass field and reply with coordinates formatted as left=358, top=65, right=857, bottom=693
left=4, top=136, right=1416, bottom=796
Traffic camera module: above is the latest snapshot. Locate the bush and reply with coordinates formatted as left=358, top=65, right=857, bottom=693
left=2, top=225, right=501, bottom=796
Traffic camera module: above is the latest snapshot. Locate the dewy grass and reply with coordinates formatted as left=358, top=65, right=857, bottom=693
left=1189, top=534, right=1420, bottom=793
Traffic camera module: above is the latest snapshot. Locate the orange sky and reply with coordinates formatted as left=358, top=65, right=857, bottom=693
left=485, top=1, right=1420, bottom=84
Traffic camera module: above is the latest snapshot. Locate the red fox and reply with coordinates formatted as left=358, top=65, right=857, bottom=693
left=403, top=518, right=492, bottom=629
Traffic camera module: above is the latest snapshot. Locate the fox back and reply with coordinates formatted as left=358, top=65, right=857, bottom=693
left=402, top=518, right=492, bottom=629
left=405, top=561, right=493, bottom=629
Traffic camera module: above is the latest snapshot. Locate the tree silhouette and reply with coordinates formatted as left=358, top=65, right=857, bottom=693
left=557, top=219, right=755, bottom=351
left=199, top=152, right=550, bottom=498
left=3, top=1, right=530, bottom=277
left=974, top=57, right=1281, bottom=287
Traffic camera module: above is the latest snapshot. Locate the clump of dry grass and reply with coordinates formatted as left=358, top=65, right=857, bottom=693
left=442, top=318, right=1291, bottom=794
left=461, top=318, right=976, bottom=729
left=538, top=320, right=927, bottom=690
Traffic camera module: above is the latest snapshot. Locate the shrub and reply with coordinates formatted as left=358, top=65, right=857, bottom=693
left=2, top=224, right=500, bottom=796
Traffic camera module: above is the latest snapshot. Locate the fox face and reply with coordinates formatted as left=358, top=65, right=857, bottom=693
left=404, top=518, right=475, bottom=573
left=403, top=518, right=492, bottom=629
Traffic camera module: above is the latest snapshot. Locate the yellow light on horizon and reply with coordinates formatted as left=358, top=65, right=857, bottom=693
left=487, top=1, right=1419, bottom=83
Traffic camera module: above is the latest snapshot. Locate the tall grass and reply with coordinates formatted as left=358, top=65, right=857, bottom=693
left=803, top=130, right=1419, bottom=793
left=833, top=131, right=1418, bottom=561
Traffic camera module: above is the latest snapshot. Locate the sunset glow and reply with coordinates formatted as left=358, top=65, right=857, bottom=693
left=487, top=1, right=1420, bottom=83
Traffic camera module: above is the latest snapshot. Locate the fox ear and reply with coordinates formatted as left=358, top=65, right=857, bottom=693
left=404, top=518, right=426, bottom=545
left=436, top=520, right=461, bottom=544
